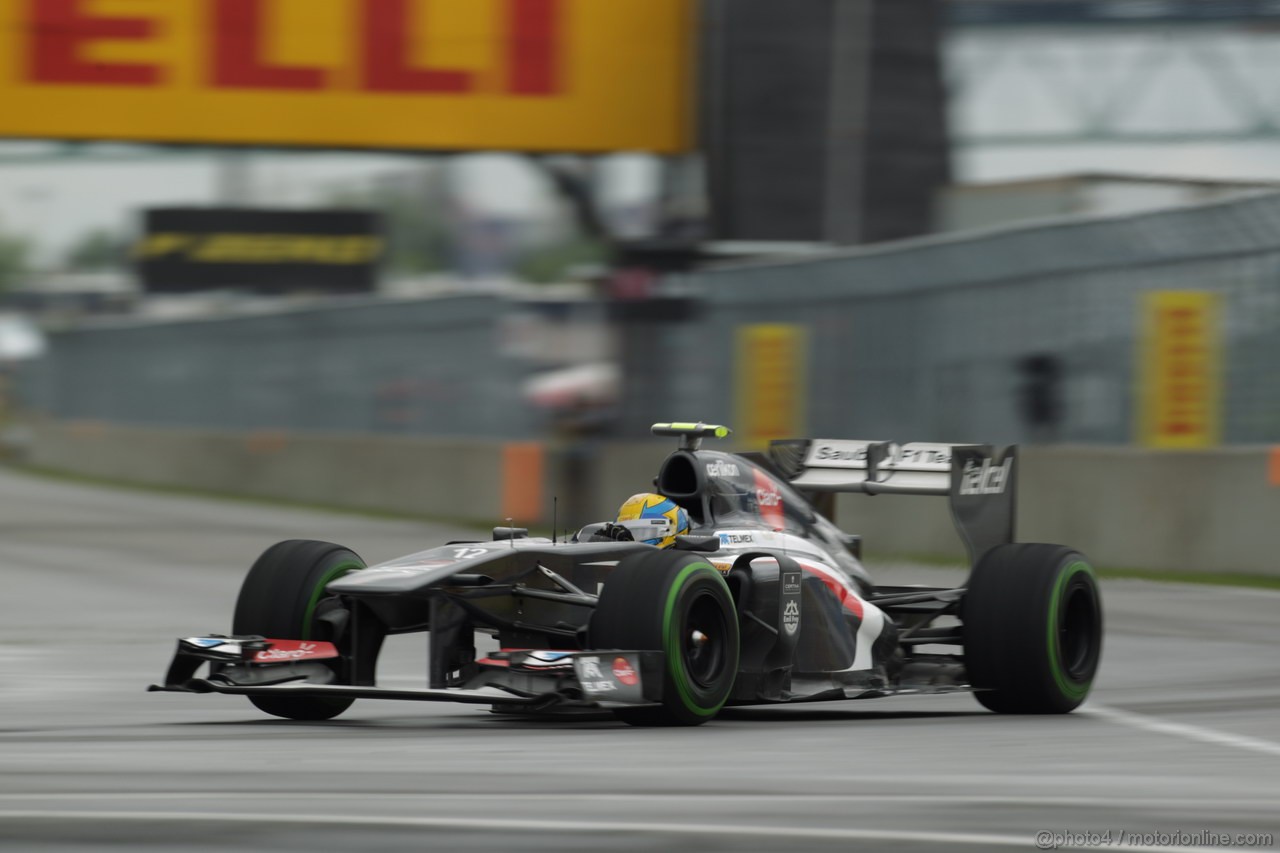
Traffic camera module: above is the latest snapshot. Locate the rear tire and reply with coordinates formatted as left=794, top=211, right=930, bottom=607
left=232, top=539, right=365, bottom=721
left=588, top=551, right=739, bottom=726
left=962, top=543, right=1103, bottom=714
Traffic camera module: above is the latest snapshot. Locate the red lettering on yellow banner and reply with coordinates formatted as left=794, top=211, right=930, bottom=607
left=27, top=0, right=563, bottom=95
left=213, top=0, right=326, bottom=90
left=28, top=0, right=160, bottom=86
left=506, top=0, right=559, bottom=95
left=0, top=0, right=691, bottom=153
left=363, top=0, right=473, bottom=93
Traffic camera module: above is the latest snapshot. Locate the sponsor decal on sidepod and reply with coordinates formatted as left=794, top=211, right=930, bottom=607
left=576, top=656, right=617, bottom=693
left=612, top=657, right=639, bottom=686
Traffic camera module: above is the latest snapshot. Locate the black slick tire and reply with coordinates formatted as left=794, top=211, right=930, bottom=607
left=962, top=543, right=1103, bottom=714
left=588, top=550, right=739, bottom=727
left=232, top=539, right=365, bottom=721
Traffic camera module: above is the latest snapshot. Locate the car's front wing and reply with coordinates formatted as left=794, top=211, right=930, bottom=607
left=147, top=635, right=665, bottom=710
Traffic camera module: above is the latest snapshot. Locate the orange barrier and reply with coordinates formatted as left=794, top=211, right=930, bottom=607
left=501, top=442, right=544, bottom=524
left=244, top=430, right=290, bottom=455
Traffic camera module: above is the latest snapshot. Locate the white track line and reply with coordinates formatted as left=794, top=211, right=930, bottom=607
left=1087, top=705, right=1280, bottom=759
left=0, top=810, right=1250, bottom=853
left=0, top=793, right=1274, bottom=811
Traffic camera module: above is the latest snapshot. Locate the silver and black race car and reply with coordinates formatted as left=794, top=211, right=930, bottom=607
left=151, top=422, right=1103, bottom=726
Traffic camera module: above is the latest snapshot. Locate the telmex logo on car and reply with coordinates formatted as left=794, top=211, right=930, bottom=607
left=0, top=0, right=693, bottom=153
left=575, top=656, right=617, bottom=693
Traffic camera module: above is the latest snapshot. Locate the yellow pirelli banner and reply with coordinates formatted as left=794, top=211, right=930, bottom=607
left=736, top=324, right=806, bottom=449
left=1137, top=291, right=1223, bottom=448
left=0, top=0, right=694, bottom=153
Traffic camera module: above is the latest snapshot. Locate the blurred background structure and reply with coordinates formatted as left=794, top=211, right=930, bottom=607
left=3, top=0, right=1279, bottom=572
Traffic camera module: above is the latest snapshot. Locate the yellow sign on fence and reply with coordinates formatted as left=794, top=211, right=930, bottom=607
left=1137, top=291, right=1222, bottom=448
left=736, top=324, right=806, bottom=448
left=0, top=0, right=693, bottom=153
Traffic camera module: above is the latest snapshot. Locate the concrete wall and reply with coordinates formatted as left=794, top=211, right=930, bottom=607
left=1017, top=446, right=1280, bottom=576
left=27, top=421, right=512, bottom=524
left=24, top=422, right=1280, bottom=576
left=834, top=445, right=1280, bottom=575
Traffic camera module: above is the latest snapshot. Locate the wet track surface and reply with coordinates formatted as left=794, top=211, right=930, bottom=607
left=1, top=469, right=1277, bottom=852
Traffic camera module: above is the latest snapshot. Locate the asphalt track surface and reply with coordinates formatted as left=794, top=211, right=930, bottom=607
left=1, top=468, right=1277, bottom=853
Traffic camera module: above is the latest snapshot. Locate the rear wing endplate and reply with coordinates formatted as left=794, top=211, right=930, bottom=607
left=769, top=439, right=1017, bottom=564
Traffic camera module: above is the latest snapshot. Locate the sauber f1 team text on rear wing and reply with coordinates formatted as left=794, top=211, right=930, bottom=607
left=771, top=439, right=1017, bottom=565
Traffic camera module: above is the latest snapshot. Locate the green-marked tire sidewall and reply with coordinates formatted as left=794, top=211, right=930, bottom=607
left=662, top=562, right=737, bottom=718
left=588, top=550, right=740, bottom=726
left=1047, top=559, right=1097, bottom=701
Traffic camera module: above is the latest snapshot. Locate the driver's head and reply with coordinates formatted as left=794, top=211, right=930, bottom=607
left=615, top=493, right=690, bottom=548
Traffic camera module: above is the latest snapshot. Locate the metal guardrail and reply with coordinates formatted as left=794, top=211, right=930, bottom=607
left=17, top=192, right=1280, bottom=446
left=17, top=294, right=539, bottom=439
left=620, top=192, right=1280, bottom=445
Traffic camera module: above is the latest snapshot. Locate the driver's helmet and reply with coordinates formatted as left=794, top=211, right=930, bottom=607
left=615, top=493, right=690, bottom=549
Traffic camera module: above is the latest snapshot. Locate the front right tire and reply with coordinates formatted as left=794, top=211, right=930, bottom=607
left=232, top=539, right=365, bottom=721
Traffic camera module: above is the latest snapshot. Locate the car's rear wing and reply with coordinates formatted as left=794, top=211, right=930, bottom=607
left=769, top=439, right=1017, bottom=564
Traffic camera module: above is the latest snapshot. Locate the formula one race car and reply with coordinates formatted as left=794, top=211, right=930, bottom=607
left=151, top=422, right=1104, bottom=726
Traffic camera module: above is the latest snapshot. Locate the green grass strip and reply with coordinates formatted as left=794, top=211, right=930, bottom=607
left=1094, top=566, right=1280, bottom=591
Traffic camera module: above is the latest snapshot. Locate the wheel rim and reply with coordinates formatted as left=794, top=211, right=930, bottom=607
left=683, top=590, right=729, bottom=689
left=1059, top=582, right=1099, bottom=680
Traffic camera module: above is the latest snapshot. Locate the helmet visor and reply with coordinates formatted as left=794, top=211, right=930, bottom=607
left=612, top=517, right=673, bottom=546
